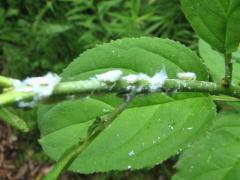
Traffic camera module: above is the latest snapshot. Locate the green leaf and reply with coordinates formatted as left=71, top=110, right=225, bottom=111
left=39, top=23, right=71, bottom=36
left=181, top=0, right=240, bottom=53
left=0, top=108, right=29, bottom=132
left=199, top=39, right=240, bottom=86
left=174, top=112, right=240, bottom=180
left=61, top=37, right=208, bottom=81
left=40, top=97, right=215, bottom=173
left=222, top=159, right=240, bottom=180
left=199, top=40, right=240, bottom=111
left=38, top=37, right=215, bottom=173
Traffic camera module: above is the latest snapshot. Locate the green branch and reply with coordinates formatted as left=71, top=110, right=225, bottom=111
left=1, top=78, right=240, bottom=107
left=0, top=76, right=14, bottom=88
left=222, top=53, right=233, bottom=87
left=44, top=93, right=134, bottom=180
left=0, top=108, right=29, bottom=132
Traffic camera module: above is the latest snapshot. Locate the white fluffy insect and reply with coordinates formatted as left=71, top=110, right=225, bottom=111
left=148, top=70, right=168, bottom=92
left=14, top=73, right=61, bottom=107
left=122, top=74, right=139, bottom=84
left=96, top=70, right=123, bottom=82
left=122, top=70, right=168, bottom=92
left=121, top=70, right=168, bottom=92
left=177, top=72, right=196, bottom=80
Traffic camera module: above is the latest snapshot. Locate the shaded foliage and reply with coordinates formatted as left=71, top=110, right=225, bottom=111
left=0, top=0, right=195, bottom=78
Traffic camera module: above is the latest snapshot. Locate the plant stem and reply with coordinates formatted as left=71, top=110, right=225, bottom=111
left=223, top=53, right=233, bottom=87
left=0, top=91, right=35, bottom=106
left=0, top=108, right=29, bottom=132
left=1, top=79, right=240, bottom=107
left=0, top=76, right=14, bottom=88
left=44, top=93, right=134, bottom=180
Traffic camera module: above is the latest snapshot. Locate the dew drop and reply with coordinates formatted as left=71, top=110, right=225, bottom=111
left=207, top=155, right=212, bottom=162
left=168, top=125, right=174, bottom=130
left=189, top=165, right=194, bottom=172
left=128, top=150, right=135, bottom=156
left=103, top=108, right=110, bottom=112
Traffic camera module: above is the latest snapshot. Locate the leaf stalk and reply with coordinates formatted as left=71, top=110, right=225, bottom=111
left=222, top=53, right=233, bottom=87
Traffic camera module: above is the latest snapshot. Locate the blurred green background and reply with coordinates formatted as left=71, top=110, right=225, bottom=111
left=0, top=0, right=196, bottom=78
left=0, top=0, right=197, bottom=179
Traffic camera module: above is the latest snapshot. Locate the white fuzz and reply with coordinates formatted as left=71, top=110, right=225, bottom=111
left=96, top=70, right=123, bottom=82
left=138, top=73, right=150, bottom=81
left=128, top=150, right=135, bottom=156
left=148, top=70, right=168, bottom=92
left=12, top=79, right=22, bottom=87
left=177, top=72, right=196, bottom=80
left=22, top=73, right=61, bottom=98
left=122, top=74, right=139, bottom=84
left=122, top=73, right=150, bottom=84
left=95, top=69, right=167, bottom=92
left=121, top=70, right=167, bottom=92
left=14, top=73, right=61, bottom=107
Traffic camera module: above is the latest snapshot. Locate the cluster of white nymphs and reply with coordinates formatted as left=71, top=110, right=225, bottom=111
left=95, top=69, right=168, bottom=92
left=13, top=73, right=61, bottom=107
left=177, top=72, right=196, bottom=80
